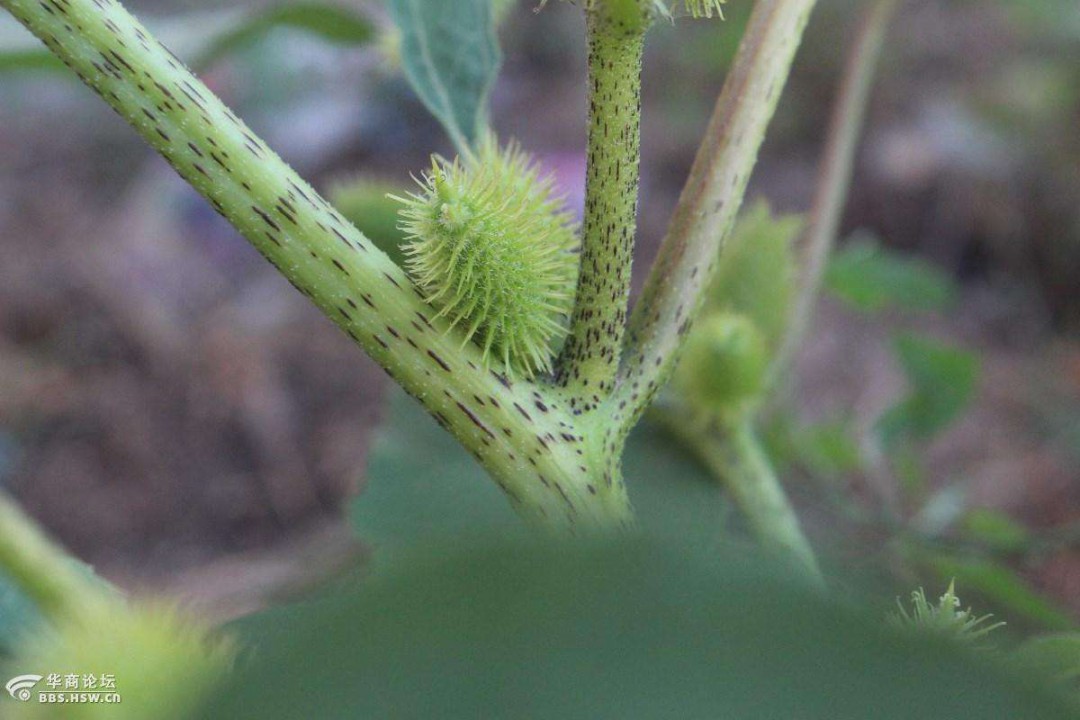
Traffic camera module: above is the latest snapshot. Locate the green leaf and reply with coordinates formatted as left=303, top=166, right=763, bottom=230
left=878, top=333, right=979, bottom=445
left=0, top=4, right=374, bottom=74
left=0, top=570, right=40, bottom=658
left=192, top=3, right=375, bottom=68
left=492, top=0, right=518, bottom=24
left=708, top=200, right=802, bottom=353
left=623, top=419, right=730, bottom=553
left=349, top=387, right=526, bottom=561
left=825, top=234, right=957, bottom=313
left=961, top=509, right=1032, bottom=554
left=385, top=0, right=500, bottom=153
left=0, top=16, right=63, bottom=72
left=789, top=418, right=863, bottom=478
left=201, top=537, right=1075, bottom=719
left=350, top=388, right=727, bottom=560
left=1013, top=633, right=1080, bottom=684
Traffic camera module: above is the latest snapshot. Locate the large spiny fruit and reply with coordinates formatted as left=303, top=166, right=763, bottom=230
left=396, top=140, right=579, bottom=378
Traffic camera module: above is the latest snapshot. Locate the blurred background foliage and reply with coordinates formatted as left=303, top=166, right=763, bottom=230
left=0, top=0, right=1077, bottom=644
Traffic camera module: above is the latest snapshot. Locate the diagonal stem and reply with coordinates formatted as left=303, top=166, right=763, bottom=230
left=612, top=0, right=818, bottom=432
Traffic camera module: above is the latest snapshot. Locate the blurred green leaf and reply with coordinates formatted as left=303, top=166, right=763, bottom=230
left=1001, top=0, right=1080, bottom=41
left=961, top=509, right=1032, bottom=554
left=0, top=4, right=374, bottom=74
left=623, top=419, right=730, bottom=553
left=826, top=234, right=957, bottom=313
left=790, top=418, right=863, bottom=478
left=349, top=387, right=524, bottom=561
left=492, top=0, right=517, bottom=24
left=201, top=536, right=1074, bottom=719
left=1013, top=633, right=1080, bottom=685
left=385, top=0, right=500, bottom=153
left=0, top=570, right=40, bottom=658
left=351, top=388, right=727, bottom=561
left=922, top=553, right=1074, bottom=631
left=193, top=3, right=375, bottom=68
left=0, top=17, right=63, bottom=72
left=709, top=201, right=801, bottom=352
left=878, top=334, right=979, bottom=445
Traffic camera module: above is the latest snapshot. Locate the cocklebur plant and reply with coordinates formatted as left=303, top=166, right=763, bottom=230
left=2, top=0, right=1079, bottom=717
left=5, top=0, right=824, bottom=538
left=0, top=0, right=819, bottom=571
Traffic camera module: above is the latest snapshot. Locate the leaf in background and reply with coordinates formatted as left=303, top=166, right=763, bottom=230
left=350, top=388, right=727, bottom=561
left=0, top=570, right=40, bottom=658
left=623, top=419, right=730, bottom=553
left=921, top=553, right=1075, bottom=631
left=200, top=536, right=1075, bottom=720
left=193, top=3, right=375, bottom=68
left=1013, top=633, right=1080, bottom=686
left=0, top=4, right=374, bottom=74
left=385, top=0, right=500, bottom=153
left=492, top=0, right=518, bottom=25
left=878, top=333, right=979, bottom=446
left=825, top=233, right=957, bottom=313
left=789, top=418, right=863, bottom=478
left=349, top=387, right=525, bottom=562
left=0, top=16, right=63, bottom=72
left=708, top=201, right=801, bottom=353
left=961, top=508, right=1032, bottom=554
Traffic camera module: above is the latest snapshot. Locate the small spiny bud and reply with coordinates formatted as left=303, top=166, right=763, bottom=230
left=395, top=140, right=579, bottom=378
left=683, top=0, right=725, bottom=19
left=673, top=311, right=768, bottom=420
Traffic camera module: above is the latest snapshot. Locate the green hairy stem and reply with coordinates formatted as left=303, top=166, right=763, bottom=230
left=556, top=0, right=650, bottom=400
left=1, top=0, right=630, bottom=531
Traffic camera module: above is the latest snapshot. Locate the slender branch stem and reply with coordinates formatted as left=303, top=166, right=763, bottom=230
left=0, top=493, right=115, bottom=622
left=771, top=0, right=897, bottom=385
left=657, top=412, right=823, bottom=585
left=1, top=0, right=630, bottom=531
left=614, top=0, right=817, bottom=432
left=556, top=1, right=650, bottom=401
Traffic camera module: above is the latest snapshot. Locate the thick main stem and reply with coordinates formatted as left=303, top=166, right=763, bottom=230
left=2, top=0, right=630, bottom=532
left=556, top=3, right=647, bottom=402
left=615, top=0, right=818, bottom=431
